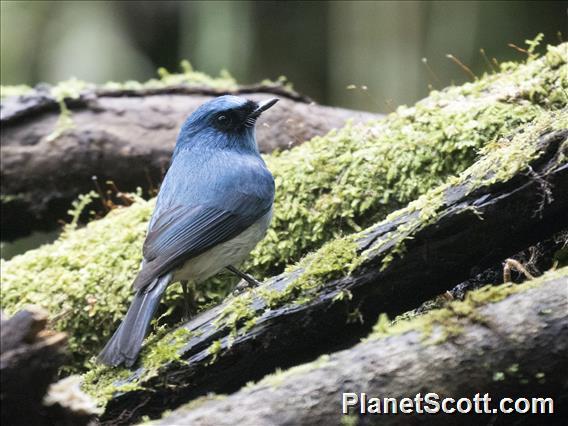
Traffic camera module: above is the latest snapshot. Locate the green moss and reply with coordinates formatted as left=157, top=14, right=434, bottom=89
left=200, top=268, right=562, bottom=419
left=3, top=62, right=238, bottom=142
left=1, top=60, right=298, bottom=145
left=372, top=188, right=446, bottom=270
left=214, top=235, right=361, bottom=331
left=0, top=84, right=33, bottom=98
left=1, top=197, right=216, bottom=370
left=0, top=193, right=26, bottom=204
left=332, top=289, right=353, bottom=303
left=493, top=372, right=506, bottom=382
left=213, top=293, right=256, bottom=337
left=2, top=43, right=566, bottom=371
left=2, top=200, right=153, bottom=368
left=368, top=266, right=568, bottom=343
left=278, top=235, right=360, bottom=305
left=81, top=366, right=135, bottom=406
left=81, top=327, right=193, bottom=406
left=207, top=339, right=223, bottom=363
left=341, top=414, right=360, bottom=426
left=248, top=43, right=566, bottom=279
left=141, top=327, right=192, bottom=370
left=256, top=287, right=284, bottom=309
left=372, top=313, right=391, bottom=335
left=65, top=190, right=101, bottom=230
left=369, top=105, right=565, bottom=271
left=1, top=61, right=237, bottom=102
left=46, top=78, right=91, bottom=141
left=103, top=60, right=238, bottom=92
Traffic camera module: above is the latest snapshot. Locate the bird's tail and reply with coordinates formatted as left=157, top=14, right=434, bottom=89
left=97, top=274, right=170, bottom=367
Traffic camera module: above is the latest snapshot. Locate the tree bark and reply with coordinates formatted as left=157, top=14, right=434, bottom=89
left=0, top=307, right=67, bottom=426
left=0, top=84, right=380, bottom=239
left=154, top=275, right=568, bottom=426
left=1, top=308, right=103, bottom=425
left=98, top=129, right=567, bottom=424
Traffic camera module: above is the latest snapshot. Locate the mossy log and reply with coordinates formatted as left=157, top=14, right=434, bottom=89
left=0, top=307, right=67, bottom=425
left=154, top=271, right=568, bottom=426
left=91, top=121, right=567, bottom=424
left=3, top=45, right=566, bottom=372
left=0, top=82, right=379, bottom=239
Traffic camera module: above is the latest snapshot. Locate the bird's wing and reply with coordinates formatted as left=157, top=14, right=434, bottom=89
left=133, top=195, right=269, bottom=291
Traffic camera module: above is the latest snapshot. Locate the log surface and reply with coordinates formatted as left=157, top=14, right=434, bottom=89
left=0, top=307, right=67, bottom=426
left=156, top=275, right=568, bottom=426
left=1, top=84, right=380, bottom=239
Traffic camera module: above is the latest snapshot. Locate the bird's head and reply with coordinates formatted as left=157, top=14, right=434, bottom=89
left=176, top=95, right=279, bottom=154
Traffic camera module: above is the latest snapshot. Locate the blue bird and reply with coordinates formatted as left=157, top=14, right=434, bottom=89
left=98, top=95, right=278, bottom=367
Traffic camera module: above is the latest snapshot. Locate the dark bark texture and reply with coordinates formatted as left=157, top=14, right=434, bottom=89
left=100, top=129, right=567, bottom=424
left=0, top=307, right=67, bottom=426
left=155, top=276, right=568, bottom=426
left=1, top=84, right=380, bottom=239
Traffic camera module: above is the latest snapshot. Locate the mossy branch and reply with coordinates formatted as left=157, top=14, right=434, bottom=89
left=1, top=44, right=566, bottom=372
left=155, top=269, right=568, bottom=426
left=1, top=73, right=379, bottom=239
left=92, top=116, right=566, bottom=424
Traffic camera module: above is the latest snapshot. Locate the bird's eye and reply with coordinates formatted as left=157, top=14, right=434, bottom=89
left=214, top=112, right=234, bottom=130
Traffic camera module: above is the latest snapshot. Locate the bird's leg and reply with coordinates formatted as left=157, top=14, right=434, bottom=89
left=226, top=265, right=262, bottom=294
left=226, top=265, right=263, bottom=287
left=180, top=280, right=193, bottom=321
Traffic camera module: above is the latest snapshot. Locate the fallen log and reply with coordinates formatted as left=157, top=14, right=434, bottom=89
left=2, top=44, right=566, bottom=245
left=154, top=270, right=568, bottom=426
left=0, top=81, right=379, bottom=239
left=0, top=307, right=66, bottom=425
left=3, top=47, right=565, bottom=371
left=1, top=307, right=103, bottom=426
left=87, top=115, right=567, bottom=424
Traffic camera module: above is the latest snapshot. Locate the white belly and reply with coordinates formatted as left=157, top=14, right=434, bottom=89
left=172, top=208, right=272, bottom=284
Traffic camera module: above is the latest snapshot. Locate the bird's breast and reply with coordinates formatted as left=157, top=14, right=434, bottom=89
left=172, top=208, right=273, bottom=284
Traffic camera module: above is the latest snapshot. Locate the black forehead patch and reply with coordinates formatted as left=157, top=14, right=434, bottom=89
left=226, top=100, right=256, bottom=120
left=234, top=100, right=257, bottom=114
left=211, top=100, right=258, bottom=132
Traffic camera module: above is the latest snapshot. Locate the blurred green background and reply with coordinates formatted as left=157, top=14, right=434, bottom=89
left=1, top=0, right=566, bottom=112
left=0, top=0, right=566, bottom=259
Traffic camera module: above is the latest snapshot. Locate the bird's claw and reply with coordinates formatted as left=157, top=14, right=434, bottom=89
left=232, top=277, right=261, bottom=296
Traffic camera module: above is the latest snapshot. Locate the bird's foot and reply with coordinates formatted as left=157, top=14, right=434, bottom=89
left=232, top=278, right=260, bottom=296
left=227, top=265, right=263, bottom=296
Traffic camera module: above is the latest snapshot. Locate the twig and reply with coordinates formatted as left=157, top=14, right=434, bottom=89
left=91, top=176, right=111, bottom=212
left=491, top=57, right=500, bottom=71
left=446, top=54, right=476, bottom=81
left=479, top=48, right=497, bottom=73
left=507, top=43, right=529, bottom=56
left=503, top=259, right=535, bottom=283
left=421, top=57, right=441, bottom=85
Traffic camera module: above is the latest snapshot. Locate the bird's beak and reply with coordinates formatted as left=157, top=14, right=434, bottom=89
left=251, top=98, right=279, bottom=117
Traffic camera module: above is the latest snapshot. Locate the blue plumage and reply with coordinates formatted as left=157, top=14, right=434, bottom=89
left=98, top=95, right=278, bottom=367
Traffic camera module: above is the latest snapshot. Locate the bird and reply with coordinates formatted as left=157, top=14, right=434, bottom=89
left=97, top=95, right=278, bottom=367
